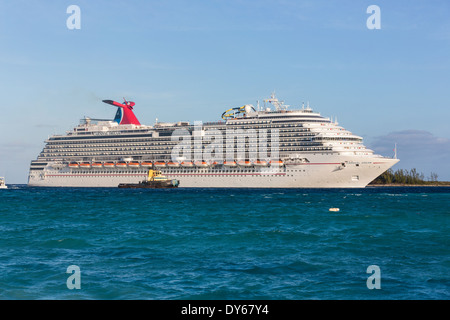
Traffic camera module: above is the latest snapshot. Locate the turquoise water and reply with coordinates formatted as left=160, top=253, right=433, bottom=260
left=0, top=186, right=449, bottom=300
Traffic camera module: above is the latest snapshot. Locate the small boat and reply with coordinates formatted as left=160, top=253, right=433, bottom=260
left=116, top=162, right=127, bottom=168
left=118, top=170, right=179, bottom=189
left=91, top=162, right=103, bottom=168
left=223, top=161, right=237, bottom=167
left=140, top=162, right=153, bottom=167
left=237, top=160, right=252, bottom=167
left=68, top=162, right=79, bottom=168
left=253, top=160, right=268, bottom=167
left=128, top=162, right=140, bottom=168
left=269, top=160, right=284, bottom=166
left=154, top=161, right=166, bottom=167
left=0, top=177, right=7, bottom=189
left=104, top=162, right=115, bottom=168
left=181, top=161, right=194, bottom=167
left=79, top=162, right=91, bottom=169
left=167, top=162, right=180, bottom=167
left=195, top=161, right=209, bottom=167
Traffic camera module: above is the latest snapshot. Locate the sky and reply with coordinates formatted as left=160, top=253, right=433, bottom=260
left=0, top=0, right=449, bottom=183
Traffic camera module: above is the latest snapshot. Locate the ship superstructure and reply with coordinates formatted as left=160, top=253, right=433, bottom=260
left=28, top=94, right=398, bottom=187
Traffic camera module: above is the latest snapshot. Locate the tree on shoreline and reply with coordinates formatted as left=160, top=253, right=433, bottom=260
left=370, top=168, right=438, bottom=185
left=429, top=172, right=438, bottom=182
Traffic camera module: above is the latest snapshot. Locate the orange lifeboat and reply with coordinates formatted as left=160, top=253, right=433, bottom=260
left=269, top=160, right=284, bottom=166
left=167, top=162, right=180, bottom=167
left=181, top=161, right=194, bottom=167
left=224, top=161, right=237, bottom=167
left=68, top=162, right=79, bottom=168
left=92, top=162, right=103, bottom=168
left=253, top=160, right=268, bottom=167
left=237, top=160, right=252, bottom=167
left=116, top=162, right=127, bottom=168
left=128, top=162, right=140, bottom=168
left=79, top=162, right=91, bottom=169
left=195, top=161, right=209, bottom=167
left=140, top=162, right=153, bottom=167
left=154, top=161, right=166, bottom=167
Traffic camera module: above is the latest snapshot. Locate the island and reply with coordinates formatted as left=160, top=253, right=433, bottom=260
left=369, top=168, right=450, bottom=186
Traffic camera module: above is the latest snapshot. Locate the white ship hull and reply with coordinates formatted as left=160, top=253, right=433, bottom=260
left=28, top=156, right=398, bottom=188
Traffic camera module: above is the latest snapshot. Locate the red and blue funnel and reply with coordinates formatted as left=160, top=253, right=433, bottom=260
left=102, top=98, right=141, bottom=125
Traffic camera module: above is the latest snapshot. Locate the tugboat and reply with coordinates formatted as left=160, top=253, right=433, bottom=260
left=118, top=169, right=179, bottom=189
left=0, top=177, right=7, bottom=189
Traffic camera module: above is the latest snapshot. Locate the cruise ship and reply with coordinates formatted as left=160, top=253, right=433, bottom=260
left=28, top=94, right=399, bottom=188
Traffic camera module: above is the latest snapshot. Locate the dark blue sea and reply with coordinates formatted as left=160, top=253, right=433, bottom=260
left=0, top=186, right=449, bottom=300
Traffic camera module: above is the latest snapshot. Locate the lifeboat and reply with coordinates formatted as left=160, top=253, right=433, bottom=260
left=211, top=161, right=220, bottom=167
left=167, top=162, right=180, bottom=167
left=224, top=161, right=237, bottom=167
left=154, top=161, right=166, bottom=167
left=195, top=161, right=209, bottom=167
left=116, top=162, right=127, bottom=168
left=237, top=160, right=252, bottom=167
left=269, top=160, right=284, bottom=166
left=104, top=162, right=115, bottom=168
left=79, top=162, right=91, bottom=169
left=91, top=162, right=103, bottom=168
left=253, top=160, right=268, bottom=167
left=181, top=161, right=194, bottom=167
left=128, top=162, right=140, bottom=168
left=68, top=162, right=79, bottom=168
left=140, top=162, right=153, bottom=167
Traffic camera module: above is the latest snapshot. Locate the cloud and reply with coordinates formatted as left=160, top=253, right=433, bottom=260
left=369, top=130, right=450, bottom=180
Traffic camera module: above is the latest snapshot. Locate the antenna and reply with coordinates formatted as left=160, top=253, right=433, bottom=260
left=264, top=92, right=288, bottom=111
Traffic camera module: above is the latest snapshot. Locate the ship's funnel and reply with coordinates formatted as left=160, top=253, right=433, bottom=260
left=103, top=99, right=141, bottom=125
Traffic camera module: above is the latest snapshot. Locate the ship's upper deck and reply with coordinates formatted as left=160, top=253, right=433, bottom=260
left=34, top=94, right=376, bottom=162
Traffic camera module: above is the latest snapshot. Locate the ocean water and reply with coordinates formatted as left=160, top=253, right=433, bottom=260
left=0, top=186, right=449, bottom=300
